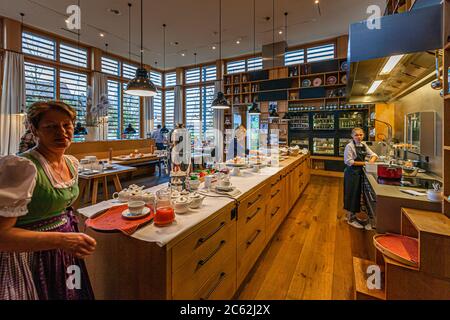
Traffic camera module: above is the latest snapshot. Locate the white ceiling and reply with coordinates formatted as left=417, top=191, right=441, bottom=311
left=0, top=0, right=386, bottom=70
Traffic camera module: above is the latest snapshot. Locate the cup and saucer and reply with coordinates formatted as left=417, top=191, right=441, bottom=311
left=122, top=201, right=151, bottom=220
left=215, top=180, right=234, bottom=192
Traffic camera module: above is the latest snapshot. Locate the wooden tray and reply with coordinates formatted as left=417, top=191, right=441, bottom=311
left=373, top=234, right=419, bottom=267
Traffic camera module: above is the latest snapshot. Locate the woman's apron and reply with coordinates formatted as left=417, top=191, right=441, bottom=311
left=344, top=141, right=367, bottom=213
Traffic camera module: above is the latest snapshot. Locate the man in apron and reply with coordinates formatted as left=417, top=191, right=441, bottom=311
left=344, top=128, right=378, bottom=229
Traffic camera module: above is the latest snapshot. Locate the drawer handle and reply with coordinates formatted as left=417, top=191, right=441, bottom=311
left=271, top=189, right=281, bottom=199
left=197, top=222, right=226, bottom=247
left=271, top=178, right=280, bottom=187
left=200, top=272, right=227, bottom=300
left=247, top=207, right=261, bottom=222
left=197, top=240, right=226, bottom=270
left=299, top=172, right=304, bottom=177
left=248, top=194, right=262, bottom=207
left=271, top=206, right=281, bottom=217
left=247, top=229, right=262, bottom=247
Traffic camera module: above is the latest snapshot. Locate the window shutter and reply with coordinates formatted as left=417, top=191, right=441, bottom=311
left=185, top=87, right=201, bottom=138
left=165, top=72, right=177, bottom=87
left=59, top=70, right=87, bottom=125
left=123, top=63, right=138, bottom=79
left=165, top=89, right=175, bottom=129
left=153, top=91, right=163, bottom=127
left=150, top=71, right=163, bottom=87
left=285, top=49, right=305, bottom=66
left=107, top=80, right=121, bottom=140
left=24, top=62, right=56, bottom=107
left=247, top=57, right=263, bottom=71
left=202, top=66, right=217, bottom=82
left=22, top=31, right=56, bottom=60
left=226, top=59, right=246, bottom=74
left=101, top=57, right=120, bottom=76
left=59, top=43, right=88, bottom=68
left=122, top=83, right=141, bottom=138
left=185, top=68, right=201, bottom=84
left=306, top=44, right=335, bottom=62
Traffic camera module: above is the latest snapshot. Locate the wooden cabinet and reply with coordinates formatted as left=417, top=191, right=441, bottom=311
left=236, top=184, right=269, bottom=287
left=172, top=206, right=237, bottom=299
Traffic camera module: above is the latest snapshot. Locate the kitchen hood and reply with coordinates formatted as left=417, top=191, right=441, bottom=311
left=347, top=4, right=442, bottom=103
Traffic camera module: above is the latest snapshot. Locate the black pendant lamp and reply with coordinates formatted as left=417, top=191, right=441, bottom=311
left=125, top=0, right=157, bottom=97
left=248, top=102, right=260, bottom=115
left=211, top=0, right=230, bottom=110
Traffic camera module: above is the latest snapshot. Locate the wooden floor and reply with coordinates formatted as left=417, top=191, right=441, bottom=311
left=237, top=175, right=375, bottom=300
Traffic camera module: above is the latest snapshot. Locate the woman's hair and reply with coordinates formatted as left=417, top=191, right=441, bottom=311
left=27, top=100, right=77, bottom=129
left=351, top=127, right=365, bottom=136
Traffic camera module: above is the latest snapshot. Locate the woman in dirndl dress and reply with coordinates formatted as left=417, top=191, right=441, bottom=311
left=0, top=100, right=96, bottom=300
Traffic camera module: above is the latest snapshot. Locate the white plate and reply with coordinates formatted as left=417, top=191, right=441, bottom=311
left=122, top=207, right=151, bottom=220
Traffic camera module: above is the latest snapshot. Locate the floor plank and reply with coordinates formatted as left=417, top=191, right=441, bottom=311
left=237, top=176, right=372, bottom=300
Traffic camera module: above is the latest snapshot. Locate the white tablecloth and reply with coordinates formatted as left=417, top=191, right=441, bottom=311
left=78, top=162, right=292, bottom=247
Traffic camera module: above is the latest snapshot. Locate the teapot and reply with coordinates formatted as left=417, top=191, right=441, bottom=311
left=112, top=189, right=132, bottom=202
left=188, top=193, right=205, bottom=209
left=173, top=196, right=191, bottom=214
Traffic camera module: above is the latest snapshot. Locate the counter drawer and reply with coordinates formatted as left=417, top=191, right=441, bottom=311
left=172, top=206, right=233, bottom=272
left=266, top=202, right=284, bottom=241
left=241, top=184, right=269, bottom=214
left=237, top=213, right=266, bottom=286
left=193, top=255, right=236, bottom=300
left=237, top=200, right=266, bottom=247
left=172, top=219, right=236, bottom=299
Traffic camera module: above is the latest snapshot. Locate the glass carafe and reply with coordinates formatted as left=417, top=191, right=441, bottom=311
left=154, top=188, right=175, bottom=226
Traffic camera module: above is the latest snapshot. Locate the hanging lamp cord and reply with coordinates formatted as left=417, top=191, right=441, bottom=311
left=128, top=3, right=132, bottom=61
left=140, top=0, right=143, bottom=67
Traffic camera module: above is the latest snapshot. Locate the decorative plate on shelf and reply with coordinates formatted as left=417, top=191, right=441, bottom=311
left=312, top=77, right=323, bottom=87
left=341, top=61, right=349, bottom=72
left=301, top=79, right=312, bottom=87
left=341, top=74, right=348, bottom=84
left=326, top=76, right=337, bottom=85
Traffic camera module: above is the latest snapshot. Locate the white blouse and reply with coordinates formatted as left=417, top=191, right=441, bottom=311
left=0, top=152, right=79, bottom=218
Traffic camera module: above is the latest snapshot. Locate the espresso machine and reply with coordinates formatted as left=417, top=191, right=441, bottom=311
left=169, top=125, right=192, bottom=191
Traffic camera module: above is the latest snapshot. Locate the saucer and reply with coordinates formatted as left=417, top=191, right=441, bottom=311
left=122, top=207, right=151, bottom=220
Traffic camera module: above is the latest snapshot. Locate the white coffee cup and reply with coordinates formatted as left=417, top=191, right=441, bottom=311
left=128, top=201, right=146, bottom=215
left=220, top=179, right=231, bottom=187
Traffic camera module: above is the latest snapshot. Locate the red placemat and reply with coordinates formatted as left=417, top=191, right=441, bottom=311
left=86, top=205, right=154, bottom=235
left=374, top=234, right=419, bottom=267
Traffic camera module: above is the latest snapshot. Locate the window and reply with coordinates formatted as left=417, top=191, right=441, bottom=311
left=24, top=62, right=56, bottom=107
left=153, top=91, right=163, bottom=128
left=285, top=49, right=305, bottom=66
left=306, top=43, right=335, bottom=62
left=165, top=90, right=175, bottom=129
left=59, top=70, right=88, bottom=125
left=123, top=63, right=138, bottom=79
left=185, top=68, right=201, bottom=84
left=102, top=57, right=120, bottom=76
left=247, top=57, right=263, bottom=71
left=59, top=43, right=88, bottom=68
left=185, top=87, right=201, bottom=138
left=226, top=59, right=246, bottom=74
left=107, top=80, right=121, bottom=140
left=122, top=83, right=141, bottom=139
left=201, top=85, right=215, bottom=138
left=22, top=31, right=56, bottom=60
left=165, top=72, right=177, bottom=87
left=201, top=65, right=217, bottom=82
left=150, top=71, right=163, bottom=87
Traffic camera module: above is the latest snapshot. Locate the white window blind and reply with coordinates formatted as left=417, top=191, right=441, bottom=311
left=226, top=59, right=245, bottom=74
left=285, top=49, right=305, bottom=66
left=185, top=87, right=201, bottom=138
left=107, top=80, right=120, bottom=140
left=101, top=57, right=120, bottom=76
left=123, top=63, right=138, bottom=79
left=165, top=89, right=175, bottom=129
left=202, top=85, right=215, bottom=139
left=202, top=65, right=217, bottom=82
left=59, top=70, right=87, bottom=125
left=22, top=31, right=56, bottom=60
left=247, top=57, right=263, bottom=71
left=185, top=68, right=201, bottom=84
left=150, top=71, right=163, bottom=87
left=24, top=62, right=56, bottom=107
left=122, top=83, right=141, bottom=138
left=153, top=91, right=163, bottom=128
left=59, top=43, right=88, bottom=68
left=306, top=43, right=335, bottom=62
left=165, top=72, right=177, bottom=87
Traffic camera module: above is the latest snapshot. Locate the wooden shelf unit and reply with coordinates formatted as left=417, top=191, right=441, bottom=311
left=443, top=0, right=450, bottom=218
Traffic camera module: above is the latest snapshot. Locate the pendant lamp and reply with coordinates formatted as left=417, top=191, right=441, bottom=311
left=125, top=0, right=157, bottom=97
left=211, top=0, right=230, bottom=109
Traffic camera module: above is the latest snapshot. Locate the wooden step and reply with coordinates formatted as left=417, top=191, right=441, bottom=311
left=353, top=257, right=386, bottom=300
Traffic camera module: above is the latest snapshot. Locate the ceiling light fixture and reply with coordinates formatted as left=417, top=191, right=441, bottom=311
left=236, top=39, right=240, bottom=44
left=100, top=33, right=105, bottom=37
left=211, top=0, right=230, bottom=110
left=212, top=45, right=216, bottom=50
left=125, top=0, right=157, bottom=97
left=181, top=52, right=185, bottom=56
left=379, top=54, right=405, bottom=75
left=278, top=30, right=283, bottom=35
left=315, top=0, right=322, bottom=16
left=367, top=80, right=383, bottom=94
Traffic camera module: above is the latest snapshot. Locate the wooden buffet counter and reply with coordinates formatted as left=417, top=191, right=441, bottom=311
left=78, top=154, right=310, bottom=300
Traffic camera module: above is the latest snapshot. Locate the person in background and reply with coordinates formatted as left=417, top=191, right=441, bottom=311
left=18, top=119, right=36, bottom=154
left=0, top=100, right=96, bottom=300
left=344, top=127, right=378, bottom=230
left=151, top=124, right=165, bottom=150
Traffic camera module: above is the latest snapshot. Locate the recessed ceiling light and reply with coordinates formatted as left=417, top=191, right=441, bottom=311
left=315, top=0, right=319, bottom=4
left=379, top=54, right=405, bottom=75
left=212, top=45, right=216, bottom=50
left=278, top=30, right=283, bottom=35
left=181, top=53, right=185, bottom=56
left=100, top=33, right=105, bottom=37
left=236, top=40, right=240, bottom=44
left=65, top=19, right=69, bottom=24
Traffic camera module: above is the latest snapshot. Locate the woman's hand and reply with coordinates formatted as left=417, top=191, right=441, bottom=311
left=60, top=233, right=97, bottom=259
